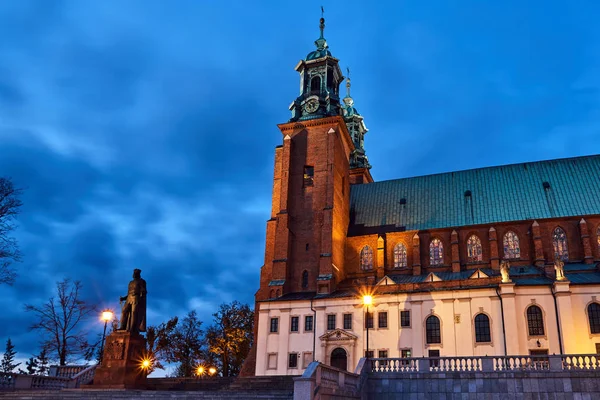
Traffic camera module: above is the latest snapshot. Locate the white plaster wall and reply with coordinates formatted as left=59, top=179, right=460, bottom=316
left=254, top=284, right=600, bottom=376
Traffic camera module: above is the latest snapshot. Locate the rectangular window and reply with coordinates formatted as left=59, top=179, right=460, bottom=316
left=529, top=349, right=549, bottom=369
left=290, top=316, right=299, bottom=332
left=365, top=350, right=374, bottom=358
left=288, top=353, right=298, bottom=368
left=400, top=310, right=411, bottom=327
left=365, top=312, right=374, bottom=329
left=270, top=317, right=279, bottom=333
left=401, top=349, right=412, bottom=358
left=327, top=314, right=336, bottom=330
left=596, top=343, right=600, bottom=355
left=343, top=313, right=352, bottom=330
left=429, top=349, right=440, bottom=368
left=267, top=353, right=277, bottom=369
left=302, top=352, right=313, bottom=369
left=378, top=350, right=389, bottom=367
left=305, top=315, right=313, bottom=332
left=378, top=312, right=388, bottom=328
left=304, top=166, right=314, bottom=187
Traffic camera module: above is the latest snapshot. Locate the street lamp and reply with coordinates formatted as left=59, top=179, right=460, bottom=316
left=99, top=309, right=114, bottom=363
left=208, top=367, right=217, bottom=376
left=363, top=295, right=373, bottom=359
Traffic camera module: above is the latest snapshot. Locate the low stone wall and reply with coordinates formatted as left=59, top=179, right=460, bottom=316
left=366, top=371, right=600, bottom=399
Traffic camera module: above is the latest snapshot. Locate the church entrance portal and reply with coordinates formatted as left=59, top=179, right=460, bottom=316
left=330, top=347, right=348, bottom=371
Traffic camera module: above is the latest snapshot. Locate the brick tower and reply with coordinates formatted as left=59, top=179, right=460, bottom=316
left=256, top=15, right=372, bottom=300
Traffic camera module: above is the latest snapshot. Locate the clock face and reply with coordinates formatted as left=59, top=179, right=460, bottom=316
left=304, top=99, right=319, bottom=114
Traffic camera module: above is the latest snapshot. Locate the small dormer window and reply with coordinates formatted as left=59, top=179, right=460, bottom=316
left=310, top=76, right=321, bottom=94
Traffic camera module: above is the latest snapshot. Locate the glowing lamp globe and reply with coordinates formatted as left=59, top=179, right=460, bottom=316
left=101, top=310, right=114, bottom=322
left=362, top=295, right=373, bottom=306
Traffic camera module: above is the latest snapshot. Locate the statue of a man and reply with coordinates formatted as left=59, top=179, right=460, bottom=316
left=500, top=260, right=511, bottom=283
left=119, top=269, right=147, bottom=333
left=554, top=259, right=566, bottom=281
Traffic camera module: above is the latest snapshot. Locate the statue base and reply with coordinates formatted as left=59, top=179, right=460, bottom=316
left=93, top=331, right=148, bottom=389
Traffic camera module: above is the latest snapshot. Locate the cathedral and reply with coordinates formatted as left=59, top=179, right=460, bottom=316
left=248, top=16, right=600, bottom=376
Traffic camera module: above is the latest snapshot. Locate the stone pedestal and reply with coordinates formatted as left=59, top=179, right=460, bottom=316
left=93, top=331, right=147, bottom=388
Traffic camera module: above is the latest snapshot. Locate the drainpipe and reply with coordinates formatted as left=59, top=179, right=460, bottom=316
left=495, top=287, right=508, bottom=356
left=311, top=298, right=317, bottom=362
left=550, top=286, right=564, bottom=354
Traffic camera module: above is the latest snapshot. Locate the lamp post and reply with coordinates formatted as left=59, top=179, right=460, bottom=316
left=363, top=295, right=373, bottom=359
left=99, top=309, right=114, bottom=364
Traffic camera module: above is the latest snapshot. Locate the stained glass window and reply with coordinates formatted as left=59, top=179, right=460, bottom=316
left=360, top=246, right=373, bottom=270
left=503, top=231, right=521, bottom=260
left=588, top=303, right=600, bottom=334
left=429, top=238, right=444, bottom=266
left=393, top=243, right=407, bottom=268
left=426, top=315, right=441, bottom=344
left=467, top=235, right=483, bottom=262
left=527, top=305, right=544, bottom=336
left=474, top=314, right=491, bottom=343
left=552, top=227, right=569, bottom=261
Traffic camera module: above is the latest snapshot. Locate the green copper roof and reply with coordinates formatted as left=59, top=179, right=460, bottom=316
left=349, top=155, right=600, bottom=232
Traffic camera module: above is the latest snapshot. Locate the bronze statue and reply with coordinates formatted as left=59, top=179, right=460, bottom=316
left=119, top=269, right=147, bottom=333
left=554, top=259, right=567, bottom=281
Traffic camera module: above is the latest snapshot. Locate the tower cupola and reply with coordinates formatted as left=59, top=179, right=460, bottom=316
left=342, top=69, right=371, bottom=169
left=289, top=11, right=344, bottom=122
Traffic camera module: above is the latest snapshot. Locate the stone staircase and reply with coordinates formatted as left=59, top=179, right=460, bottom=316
left=0, top=376, right=296, bottom=399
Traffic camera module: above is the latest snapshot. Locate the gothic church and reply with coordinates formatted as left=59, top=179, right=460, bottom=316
left=246, top=16, right=600, bottom=376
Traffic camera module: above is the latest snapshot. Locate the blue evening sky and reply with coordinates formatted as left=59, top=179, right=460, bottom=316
left=0, top=0, right=599, bottom=365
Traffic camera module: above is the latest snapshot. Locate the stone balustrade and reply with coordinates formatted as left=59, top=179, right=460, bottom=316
left=293, top=360, right=367, bottom=399
left=0, top=364, right=97, bottom=391
left=370, top=354, right=600, bottom=373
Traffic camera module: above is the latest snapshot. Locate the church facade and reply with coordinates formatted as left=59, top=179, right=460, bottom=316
left=250, top=17, right=600, bottom=376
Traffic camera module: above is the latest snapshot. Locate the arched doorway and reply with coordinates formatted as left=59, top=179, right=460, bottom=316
left=330, top=347, right=348, bottom=371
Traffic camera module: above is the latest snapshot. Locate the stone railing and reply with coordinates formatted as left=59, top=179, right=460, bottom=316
left=294, top=360, right=367, bottom=400
left=0, top=364, right=98, bottom=391
left=49, top=365, right=90, bottom=378
left=370, top=354, right=600, bottom=373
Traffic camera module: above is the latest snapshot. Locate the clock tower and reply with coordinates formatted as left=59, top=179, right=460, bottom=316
left=289, top=16, right=345, bottom=122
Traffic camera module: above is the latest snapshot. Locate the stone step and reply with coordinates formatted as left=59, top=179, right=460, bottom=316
left=0, top=389, right=293, bottom=399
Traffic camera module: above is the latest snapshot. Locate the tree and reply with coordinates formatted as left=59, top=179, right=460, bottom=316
left=166, top=311, right=204, bottom=377
left=146, top=316, right=178, bottom=373
left=206, top=301, right=254, bottom=377
left=0, top=177, right=23, bottom=285
left=24, top=279, right=97, bottom=365
left=36, top=348, right=49, bottom=376
left=0, top=338, right=20, bottom=373
left=19, top=357, right=38, bottom=375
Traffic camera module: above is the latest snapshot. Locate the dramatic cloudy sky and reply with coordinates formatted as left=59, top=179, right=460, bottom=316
left=0, top=0, right=599, bottom=366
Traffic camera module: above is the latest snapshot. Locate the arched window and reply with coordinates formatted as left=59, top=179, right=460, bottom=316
left=503, top=231, right=521, bottom=260
left=360, top=246, right=373, bottom=270
left=310, top=76, right=321, bottom=93
left=527, top=305, right=544, bottom=336
left=275, top=289, right=280, bottom=298
left=588, top=303, right=600, bottom=334
left=596, top=226, right=600, bottom=254
left=393, top=243, right=407, bottom=268
left=270, top=290, right=274, bottom=299
left=429, top=238, right=444, bottom=266
left=302, top=270, right=309, bottom=289
left=425, top=315, right=441, bottom=344
left=474, top=314, right=491, bottom=343
left=552, top=227, right=569, bottom=261
left=467, top=235, right=483, bottom=262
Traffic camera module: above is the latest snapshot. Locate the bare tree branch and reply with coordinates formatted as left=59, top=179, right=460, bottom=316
left=24, top=279, right=97, bottom=365
left=0, top=177, right=23, bottom=285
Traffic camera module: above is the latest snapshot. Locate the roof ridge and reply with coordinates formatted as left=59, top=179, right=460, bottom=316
left=371, top=153, right=600, bottom=185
